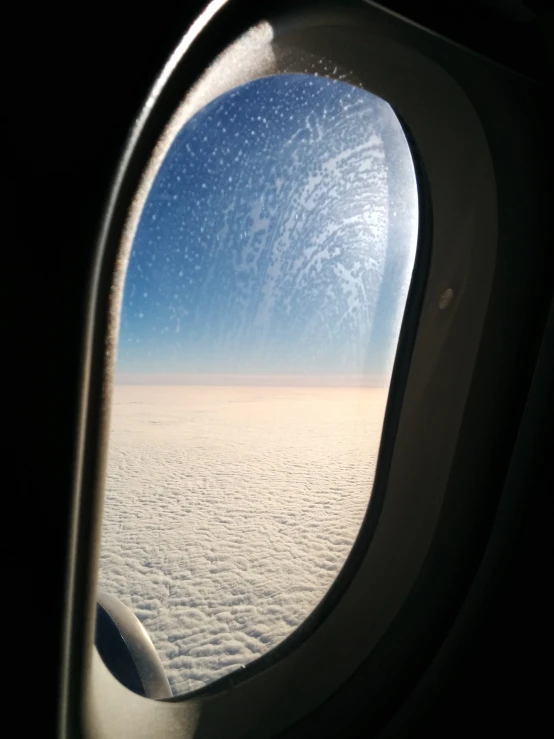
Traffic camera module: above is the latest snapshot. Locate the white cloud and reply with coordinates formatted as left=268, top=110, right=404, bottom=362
left=99, top=385, right=386, bottom=695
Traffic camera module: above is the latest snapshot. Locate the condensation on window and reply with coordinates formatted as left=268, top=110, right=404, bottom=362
left=98, top=74, right=419, bottom=696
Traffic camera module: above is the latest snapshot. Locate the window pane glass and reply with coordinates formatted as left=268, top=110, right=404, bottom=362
left=98, top=74, right=418, bottom=696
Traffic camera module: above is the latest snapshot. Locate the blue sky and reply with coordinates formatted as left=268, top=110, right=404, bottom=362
left=116, top=74, right=418, bottom=383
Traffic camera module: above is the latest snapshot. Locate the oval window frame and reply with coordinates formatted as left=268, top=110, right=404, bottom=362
left=65, top=3, right=497, bottom=738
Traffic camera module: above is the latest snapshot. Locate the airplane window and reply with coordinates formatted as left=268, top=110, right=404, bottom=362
left=98, top=73, right=418, bottom=697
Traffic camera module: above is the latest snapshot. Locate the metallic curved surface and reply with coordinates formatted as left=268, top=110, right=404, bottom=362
left=96, top=591, right=171, bottom=700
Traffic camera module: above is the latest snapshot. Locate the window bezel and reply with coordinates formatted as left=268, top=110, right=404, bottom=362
left=63, top=2, right=498, bottom=738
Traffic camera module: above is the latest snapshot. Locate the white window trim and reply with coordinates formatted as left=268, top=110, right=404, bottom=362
left=64, top=2, right=498, bottom=738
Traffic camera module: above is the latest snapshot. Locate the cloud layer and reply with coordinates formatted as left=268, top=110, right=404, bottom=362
left=98, top=385, right=386, bottom=695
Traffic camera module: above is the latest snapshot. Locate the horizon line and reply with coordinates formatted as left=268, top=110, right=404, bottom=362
left=114, top=372, right=389, bottom=388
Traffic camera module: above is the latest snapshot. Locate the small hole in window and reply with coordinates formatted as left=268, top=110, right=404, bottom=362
left=97, top=73, right=418, bottom=697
